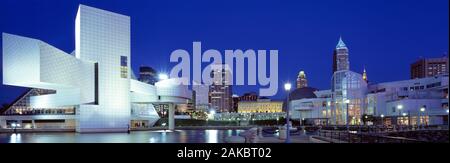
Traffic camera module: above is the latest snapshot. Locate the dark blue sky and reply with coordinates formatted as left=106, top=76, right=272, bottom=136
left=0, top=0, right=448, bottom=104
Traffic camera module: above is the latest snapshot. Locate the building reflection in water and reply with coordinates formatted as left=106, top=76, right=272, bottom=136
left=0, top=129, right=251, bottom=143
left=10, top=133, right=21, bottom=143
left=179, top=130, right=187, bottom=143
left=206, top=130, right=218, bottom=143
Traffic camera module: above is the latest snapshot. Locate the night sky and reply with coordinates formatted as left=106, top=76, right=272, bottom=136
left=0, top=0, right=448, bottom=105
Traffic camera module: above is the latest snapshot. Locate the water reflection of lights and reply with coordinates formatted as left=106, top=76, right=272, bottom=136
left=149, top=137, right=156, bottom=143
left=153, top=130, right=174, bottom=133
left=10, top=133, right=21, bottom=143
left=160, top=131, right=167, bottom=142
left=206, top=130, right=218, bottom=143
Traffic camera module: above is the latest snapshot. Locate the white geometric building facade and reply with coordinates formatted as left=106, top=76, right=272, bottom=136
left=1, top=5, right=191, bottom=132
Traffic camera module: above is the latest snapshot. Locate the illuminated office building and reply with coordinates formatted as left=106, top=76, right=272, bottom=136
left=289, top=37, right=449, bottom=126
left=209, top=64, right=233, bottom=113
left=410, top=55, right=449, bottom=79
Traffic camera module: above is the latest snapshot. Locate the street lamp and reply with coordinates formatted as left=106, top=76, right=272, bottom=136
left=420, top=106, right=426, bottom=129
left=344, top=99, right=350, bottom=132
left=380, top=114, right=385, bottom=127
left=396, top=104, right=403, bottom=127
left=158, top=73, right=169, bottom=81
left=446, top=109, right=449, bottom=128
left=420, top=107, right=426, bottom=112
left=12, top=123, right=18, bottom=133
left=326, top=101, right=331, bottom=126
left=397, top=104, right=403, bottom=115
left=284, top=82, right=292, bottom=143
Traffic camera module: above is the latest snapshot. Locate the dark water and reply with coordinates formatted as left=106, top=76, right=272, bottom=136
left=0, top=130, right=253, bottom=143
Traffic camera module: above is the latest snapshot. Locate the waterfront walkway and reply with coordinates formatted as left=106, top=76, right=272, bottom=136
left=224, top=134, right=328, bottom=143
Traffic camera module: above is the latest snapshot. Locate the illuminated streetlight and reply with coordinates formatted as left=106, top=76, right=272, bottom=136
left=209, top=110, right=216, bottom=115
left=284, top=82, right=292, bottom=143
left=420, top=107, right=425, bottom=112
left=419, top=105, right=427, bottom=129
left=396, top=104, right=404, bottom=126
left=284, top=83, right=292, bottom=91
left=326, top=101, right=331, bottom=126
left=12, top=122, right=18, bottom=133
left=344, top=99, right=350, bottom=104
left=158, top=73, right=168, bottom=80
left=447, top=109, right=449, bottom=128
left=344, top=99, right=350, bottom=132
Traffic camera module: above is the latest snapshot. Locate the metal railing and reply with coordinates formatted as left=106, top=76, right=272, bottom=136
left=318, top=129, right=429, bottom=143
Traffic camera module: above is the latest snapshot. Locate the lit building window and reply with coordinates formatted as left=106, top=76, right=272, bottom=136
left=120, top=56, right=128, bottom=78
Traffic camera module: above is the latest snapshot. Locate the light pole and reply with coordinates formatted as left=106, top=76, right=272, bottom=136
left=12, top=123, right=17, bottom=133
left=380, top=114, right=385, bottom=131
left=327, top=101, right=331, bottom=126
left=397, top=104, right=403, bottom=127
left=402, top=112, right=407, bottom=126
left=420, top=106, right=425, bottom=129
left=446, top=109, right=449, bottom=129
left=284, top=82, right=292, bottom=143
left=344, top=99, right=350, bottom=132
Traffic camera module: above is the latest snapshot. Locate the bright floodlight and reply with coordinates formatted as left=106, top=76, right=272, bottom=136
left=420, top=107, right=426, bottom=112
left=284, top=83, right=292, bottom=91
left=446, top=109, right=449, bottom=114
left=209, top=110, right=216, bottom=115
left=402, top=113, right=407, bottom=116
left=158, top=73, right=168, bottom=80
left=380, top=114, right=384, bottom=118
left=397, top=104, right=403, bottom=110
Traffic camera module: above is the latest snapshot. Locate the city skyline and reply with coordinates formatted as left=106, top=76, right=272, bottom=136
left=0, top=1, right=448, bottom=145
left=0, top=0, right=449, bottom=105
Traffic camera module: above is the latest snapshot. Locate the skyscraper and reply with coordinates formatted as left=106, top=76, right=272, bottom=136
left=192, top=81, right=210, bottom=112
left=410, top=55, right=449, bottom=79
left=362, top=68, right=368, bottom=82
left=297, top=70, right=308, bottom=88
left=332, top=37, right=350, bottom=73
left=209, top=64, right=233, bottom=113
left=138, top=66, right=158, bottom=85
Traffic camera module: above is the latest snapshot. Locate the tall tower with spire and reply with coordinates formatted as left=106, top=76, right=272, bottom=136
left=297, top=70, right=308, bottom=88
left=332, top=37, right=350, bottom=73
left=362, top=67, right=368, bottom=82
